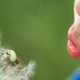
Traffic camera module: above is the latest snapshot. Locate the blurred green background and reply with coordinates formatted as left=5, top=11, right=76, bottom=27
left=0, top=0, right=80, bottom=80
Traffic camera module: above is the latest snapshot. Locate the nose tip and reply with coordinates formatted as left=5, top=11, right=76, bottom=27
left=76, top=1, right=80, bottom=16
left=74, top=0, right=80, bottom=24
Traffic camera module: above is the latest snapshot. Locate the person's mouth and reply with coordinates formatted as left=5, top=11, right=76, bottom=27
left=67, top=34, right=80, bottom=59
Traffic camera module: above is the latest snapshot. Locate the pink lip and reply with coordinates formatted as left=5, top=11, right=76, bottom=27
left=67, top=40, right=80, bottom=59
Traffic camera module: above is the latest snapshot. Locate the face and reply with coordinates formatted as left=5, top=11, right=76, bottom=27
left=67, top=0, right=80, bottom=59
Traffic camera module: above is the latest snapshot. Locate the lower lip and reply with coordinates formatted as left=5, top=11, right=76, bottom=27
left=67, top=40, right=80, bottom=59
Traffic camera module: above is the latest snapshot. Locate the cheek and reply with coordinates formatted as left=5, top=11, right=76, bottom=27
left=67, top=40, right=80, bottom=59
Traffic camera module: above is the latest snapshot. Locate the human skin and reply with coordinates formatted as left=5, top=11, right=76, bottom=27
left=67, top=0, right=80, bottom=59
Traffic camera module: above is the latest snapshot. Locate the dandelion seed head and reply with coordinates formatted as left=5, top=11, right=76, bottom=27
left=0, top=48, right=36, bottom=80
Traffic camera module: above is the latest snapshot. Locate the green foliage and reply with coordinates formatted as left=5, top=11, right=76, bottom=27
left=0, top=0, right=79, bottom=80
